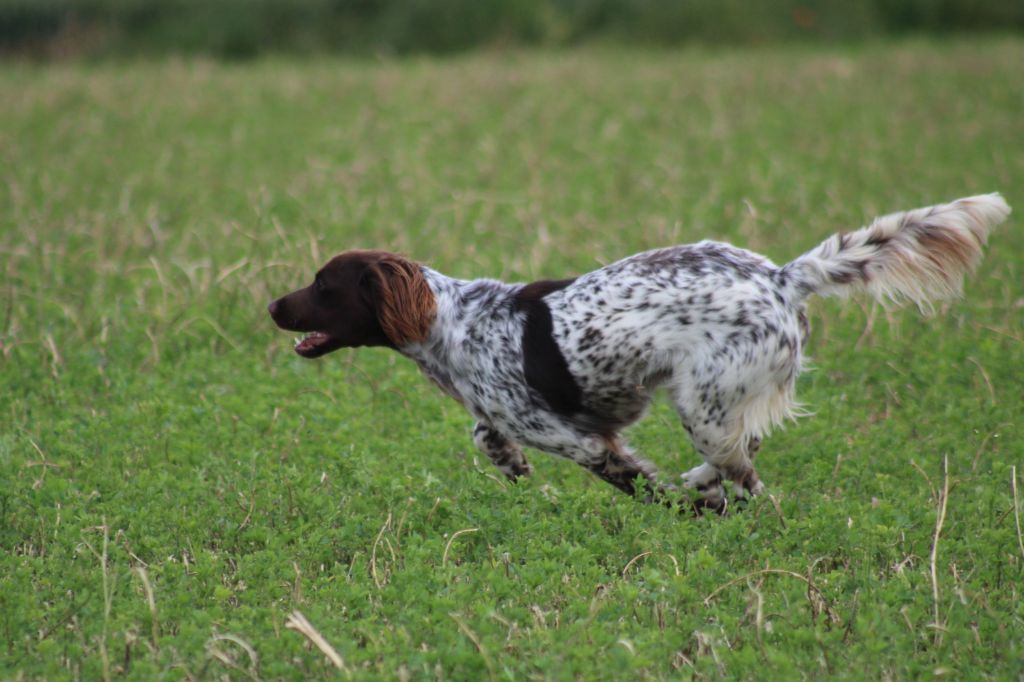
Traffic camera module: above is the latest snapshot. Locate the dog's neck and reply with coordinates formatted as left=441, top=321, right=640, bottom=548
left=398, top=267, right=518, bottom=400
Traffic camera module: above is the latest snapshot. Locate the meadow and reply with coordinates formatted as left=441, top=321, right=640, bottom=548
left=1, top=39, right=1023, bottom=679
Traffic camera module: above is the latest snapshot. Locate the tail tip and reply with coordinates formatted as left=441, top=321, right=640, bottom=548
left=959, top=192, right=1011, bottom=225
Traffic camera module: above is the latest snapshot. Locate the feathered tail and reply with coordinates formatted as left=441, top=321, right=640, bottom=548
left=778, top=194, right=1011, bottom=307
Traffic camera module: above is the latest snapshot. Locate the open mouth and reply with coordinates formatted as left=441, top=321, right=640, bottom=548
left=293, top=331, right=338, bottom=358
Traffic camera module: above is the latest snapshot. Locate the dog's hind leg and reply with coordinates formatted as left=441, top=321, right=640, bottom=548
left=473, top=422, right=532, bottom=480
left=679, top=425, right=763, bottom=511
left=731, top=436, right=763, bottom=500
left=672, top=385, right=778, bottom=510
left=671, top=348, right=800, bottom=510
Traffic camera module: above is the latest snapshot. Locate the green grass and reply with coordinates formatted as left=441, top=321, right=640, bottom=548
left=2, top=39, right=1023, bottom=680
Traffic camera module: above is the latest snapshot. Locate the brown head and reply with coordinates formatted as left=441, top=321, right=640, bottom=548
left=268, top=250, right=437, bottom=357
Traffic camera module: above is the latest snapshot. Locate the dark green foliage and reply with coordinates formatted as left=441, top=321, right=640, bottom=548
left=1, top=41, right=1023, bottom=678
left=1, top=0, right=1023, bottom=58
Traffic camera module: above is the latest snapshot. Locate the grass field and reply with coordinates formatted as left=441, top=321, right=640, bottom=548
left=2, top=39, right=1023, bottom=679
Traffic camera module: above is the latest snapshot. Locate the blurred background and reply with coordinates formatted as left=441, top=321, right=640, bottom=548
left=3, top=0, right=1022, bottom=60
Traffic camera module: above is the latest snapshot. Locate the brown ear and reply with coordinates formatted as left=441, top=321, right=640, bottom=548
left=364, top=254, right=437, bottom=346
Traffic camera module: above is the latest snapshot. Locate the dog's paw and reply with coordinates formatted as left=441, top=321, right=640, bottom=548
left=681, top=463, right=727, bottom=514
left=689, top=493, right=729, bottom=516
left=680, top=463, right=720, bottom=490
left=732, top=478, right=765, bottom=499
left=500, top=461, right=534, bottom=481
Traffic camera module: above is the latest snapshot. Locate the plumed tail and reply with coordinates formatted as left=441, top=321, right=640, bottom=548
left=778, top=194, right=1010, bottom=308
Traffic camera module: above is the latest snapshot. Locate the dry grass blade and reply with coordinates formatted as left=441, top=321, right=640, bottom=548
left=144, top=327, right=161, bottom=368
left=910, top=459, right=938, bottom=505
left=442, top=528, right=479, bottom=568
left=748, top=578, right=765, bottom=641
left=929, top=455, right=951, bottom=648
left=172, top=316, right=243, bottom=352
left=767, top=493, right=787, bottom=529
left=704, top=568, right=838, bottom=623
left=369, top=512, right=393, bottom=589
left=621, top=551, right=653, bottom=577
left=1013, top=466, right=1024, bottom=564
left=43, top=333, right=62, bottom=378
left=291, top=561, right=302, bottom=604
left=285, top=610, right=349, bottom=675
left=27, top=438, right=61, bottom=490
left=215, top=257, right=251, bottom=285
left=971, top=426, right=1006, bottom=471
left=620, top=551, right=681, bottom=577
left=79, top=521, right=113, bottom=682
left=704, top=568, right=811, bottom=605
left=134, top=567, right=160, bottom=652
left=966, top=357, right=996, bottom=405
left=449, top=612, right=496, bottom=682
left=207, top=633, right=261, bottom=680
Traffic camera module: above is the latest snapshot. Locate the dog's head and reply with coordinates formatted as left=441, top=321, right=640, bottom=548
left=268, top=250, right=437, bottom=357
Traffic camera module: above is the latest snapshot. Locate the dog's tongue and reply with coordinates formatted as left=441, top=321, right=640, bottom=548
left=295, top=332, right=328, bottom=356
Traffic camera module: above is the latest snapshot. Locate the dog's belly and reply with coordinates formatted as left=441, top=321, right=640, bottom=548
left=577, top=378, right=659, bottom=429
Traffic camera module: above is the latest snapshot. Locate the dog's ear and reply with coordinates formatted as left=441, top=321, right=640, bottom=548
left=360, top=254, right=437, bottom=346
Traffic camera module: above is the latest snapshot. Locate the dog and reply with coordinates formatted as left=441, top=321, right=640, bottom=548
left=269, top=194, right=1009, bottom=512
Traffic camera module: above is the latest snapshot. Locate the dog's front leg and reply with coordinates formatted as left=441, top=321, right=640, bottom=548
left=581, top=436, right=675, bottom=503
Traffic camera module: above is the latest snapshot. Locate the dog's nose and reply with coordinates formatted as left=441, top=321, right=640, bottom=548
left=267, top=299, right=280, bottom=318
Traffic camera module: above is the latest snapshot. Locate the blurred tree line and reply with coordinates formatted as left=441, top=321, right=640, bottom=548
left=2, top=0, right=1021, bottom=59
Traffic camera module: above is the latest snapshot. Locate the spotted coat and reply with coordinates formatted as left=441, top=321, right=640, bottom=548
left=269, top=194, right=1010, bottom=511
